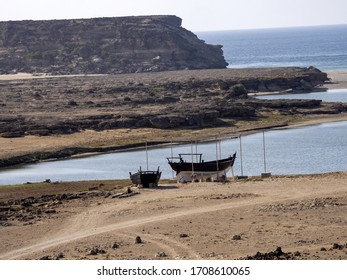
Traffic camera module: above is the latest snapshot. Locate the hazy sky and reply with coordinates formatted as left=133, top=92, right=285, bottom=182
left=1, top=0, right=347, bottom=31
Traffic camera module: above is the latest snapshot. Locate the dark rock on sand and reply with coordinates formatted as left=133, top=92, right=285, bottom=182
left=135, top=236, right=142, bottom=244
left=232, top=235, right=242, bottom=240
left=242, top=247, right=299, bottom=260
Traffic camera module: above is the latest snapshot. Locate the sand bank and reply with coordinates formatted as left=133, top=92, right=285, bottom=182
left=325, top=70, right=347, bottom=90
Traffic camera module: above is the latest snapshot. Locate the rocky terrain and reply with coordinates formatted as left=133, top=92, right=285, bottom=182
left=1, top=66, right=343, bottom=168
left=0, top=186, right=137, bottom=227
left=0, top=67, right=331, bottom=139
left=0, top=15, right=227, bottom=74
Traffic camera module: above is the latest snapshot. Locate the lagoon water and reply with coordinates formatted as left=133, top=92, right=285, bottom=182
left=257, top=89, right=347, bottom=102
left=1, top=120, right=347, bottom=185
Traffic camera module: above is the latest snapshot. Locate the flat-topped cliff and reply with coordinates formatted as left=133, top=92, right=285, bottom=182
left=0, top=15, right=227, bottom=74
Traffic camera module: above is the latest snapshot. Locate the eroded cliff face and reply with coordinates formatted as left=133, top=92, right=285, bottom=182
left=0, top=15, right=227, bottom=74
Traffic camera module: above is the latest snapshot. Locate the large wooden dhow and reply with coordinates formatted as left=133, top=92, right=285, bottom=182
left=167, top=152, right=236, bottom=182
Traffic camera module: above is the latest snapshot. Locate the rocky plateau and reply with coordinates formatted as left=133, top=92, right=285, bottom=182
left=0, top=15, right=227, bottom=74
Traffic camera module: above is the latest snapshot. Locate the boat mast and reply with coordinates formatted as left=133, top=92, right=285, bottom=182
left=239, top=135, right=244, bottom=177
left=145, top=142, right=149, bottom=171
left=170, top=139, right=174, bottom=178
left=191, top=142, right=194, bottom=180
left=263, top=131, right=267, bottom=173
left=218, top=133, right=222, bottom=160
left=215, top=138, right=219, bottom=180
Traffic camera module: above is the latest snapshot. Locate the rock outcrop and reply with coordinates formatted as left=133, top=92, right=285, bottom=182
left=0, top=15, right=227, bottom=74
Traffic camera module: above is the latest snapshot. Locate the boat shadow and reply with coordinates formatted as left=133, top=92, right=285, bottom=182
left=153, top=185, right=178, bottom=190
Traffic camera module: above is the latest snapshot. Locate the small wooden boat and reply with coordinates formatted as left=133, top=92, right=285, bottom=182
left=130, top=166, right=161, bottom=188
left=167, top=152, right=236, bottom=182
left=129, top=142, right=161, bottom=188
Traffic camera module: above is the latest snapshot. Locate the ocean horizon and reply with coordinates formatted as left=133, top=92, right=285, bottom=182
left=197, top=24, right=347, bottom=71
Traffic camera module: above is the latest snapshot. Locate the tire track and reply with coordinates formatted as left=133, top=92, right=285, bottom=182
left=0, top=198, right=260, bottom=259
left=2, top=184, right=343, bottom=260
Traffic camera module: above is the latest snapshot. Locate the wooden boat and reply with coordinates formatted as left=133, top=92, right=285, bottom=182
left=130, top=167, right=161, bottom=188
left=129, top=142, right=161, bottom=188
left=167, top=152, right=236, bottom=182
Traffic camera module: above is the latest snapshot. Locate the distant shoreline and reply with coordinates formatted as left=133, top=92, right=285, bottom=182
left=324, top=70, right=347, bottom=89
left=1, top=69, right=346, bottom=89
left=247, top=69, right=347, bottom=96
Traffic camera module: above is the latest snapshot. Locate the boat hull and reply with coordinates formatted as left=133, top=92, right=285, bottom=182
left=130, top=171, right=161, bottom=188
left=168, top=153, right=236, bottom=182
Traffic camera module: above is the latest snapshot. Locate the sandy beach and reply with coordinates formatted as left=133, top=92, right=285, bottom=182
left=325, top=70, right=347, bottom=89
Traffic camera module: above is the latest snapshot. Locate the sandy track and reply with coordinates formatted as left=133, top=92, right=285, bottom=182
left=1, top=173, right=347, bottom=260
left=0, top=196, right=262, bottom=259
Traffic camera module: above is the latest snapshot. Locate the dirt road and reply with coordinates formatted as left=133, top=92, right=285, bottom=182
left=1, top=172, right=346, bottom=260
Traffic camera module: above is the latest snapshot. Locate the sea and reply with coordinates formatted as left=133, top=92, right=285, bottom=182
left=197, top=24, right=347, bottom=70
left=1, top=24, right=347, bottom=185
